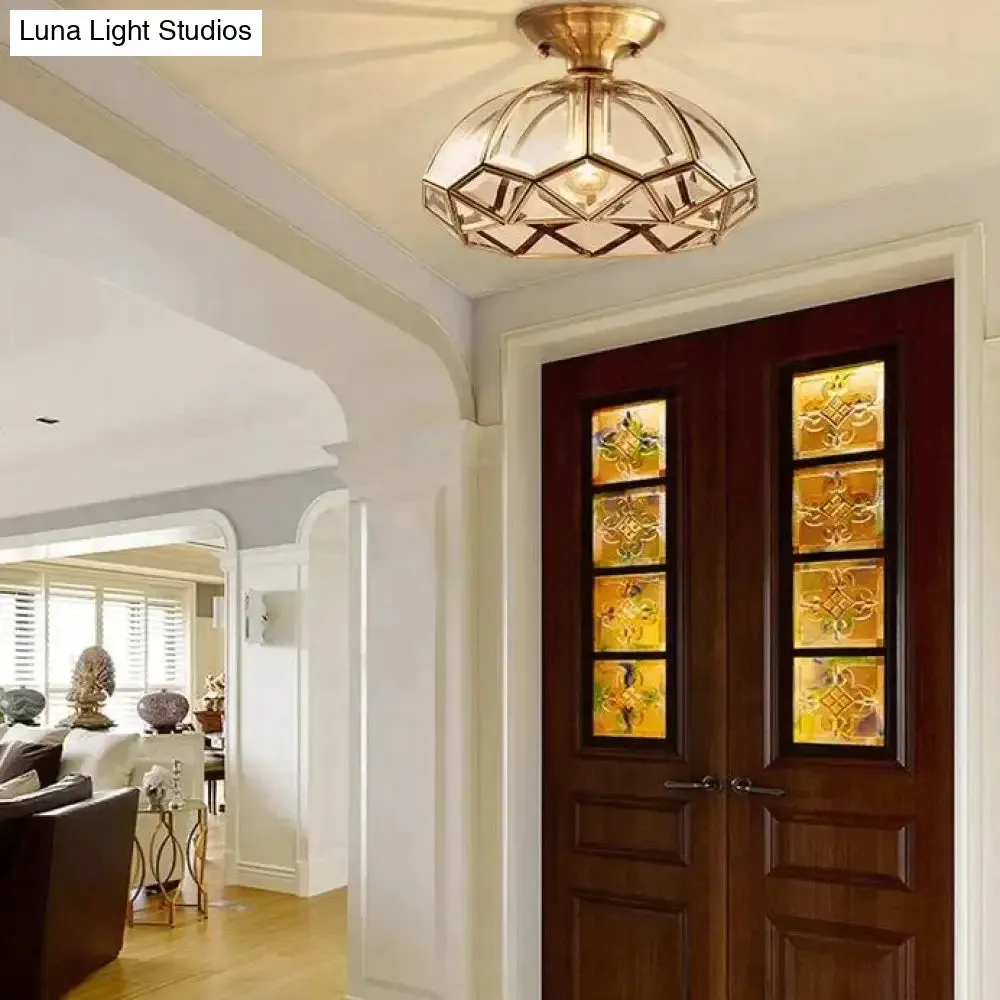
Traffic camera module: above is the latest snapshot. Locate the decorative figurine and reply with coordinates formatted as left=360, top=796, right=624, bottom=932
left=201, top=672, right=225, bottom=713
left=195, top=671, right=225, bottom=733
left=141, top=764, right=172, bottom=811
left=61, top=646, right=116, bottom=730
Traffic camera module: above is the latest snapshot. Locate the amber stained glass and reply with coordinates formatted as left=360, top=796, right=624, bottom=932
left=793, top=656, right=886, bottom=747
left=594, top=573, right=667, bottom=652
left=592, top=400, right=667, bottom=485
left=792, top=361, right=885, bottom=460
left=593, top=659, right=667, bottom=739
left=593, top=487, right=666, bottom=568
left=792, top=459, right=884, bottom=554
left=793, top=558, right=884, bottom=648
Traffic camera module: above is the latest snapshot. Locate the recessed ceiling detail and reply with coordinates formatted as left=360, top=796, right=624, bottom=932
left=422, top=2, right=757, bottom=258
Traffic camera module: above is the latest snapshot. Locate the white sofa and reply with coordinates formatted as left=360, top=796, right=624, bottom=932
left=0, top=725, right=205, bottom=887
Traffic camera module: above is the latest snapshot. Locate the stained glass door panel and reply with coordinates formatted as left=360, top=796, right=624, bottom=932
left=587, top=400, right=673, bottom=746
left=784, top=356, right=893, bottom=752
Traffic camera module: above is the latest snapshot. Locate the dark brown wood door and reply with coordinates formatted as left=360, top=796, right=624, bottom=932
left=725, top=283, right=953, bottom=1000
left=541, top=282, right=954, bottom=1000
left=542, top=332, right=728, bottom=1000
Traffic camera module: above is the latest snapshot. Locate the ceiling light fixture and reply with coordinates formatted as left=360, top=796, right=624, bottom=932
left=422, top=2, right=758, bottom=259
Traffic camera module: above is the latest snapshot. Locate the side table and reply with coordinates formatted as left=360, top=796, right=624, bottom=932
left=128, top=798, right=209, bottom=927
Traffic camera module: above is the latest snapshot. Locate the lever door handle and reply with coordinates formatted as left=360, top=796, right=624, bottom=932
left=663, top=775, right=722, bottom=793
left=729, top=776, right=786, bottom=797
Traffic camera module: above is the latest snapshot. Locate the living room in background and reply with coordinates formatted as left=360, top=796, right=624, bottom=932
left=0, top=561, right=193, bottom=728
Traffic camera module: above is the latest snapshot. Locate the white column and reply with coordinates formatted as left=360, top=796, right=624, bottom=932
left=222, top=535, right=350, bottom=897
left=301, top=494, right=351, bottom=894
left=331, top=421, right=481, bottom=1000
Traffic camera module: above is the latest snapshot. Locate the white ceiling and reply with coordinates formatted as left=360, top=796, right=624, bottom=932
left=0, top=237, right=343, bottom=473
left=56, top=0, right=1000, bottom=296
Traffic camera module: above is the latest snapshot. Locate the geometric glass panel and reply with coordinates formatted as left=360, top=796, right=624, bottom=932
left=793, top=558, right=884, bottom=648
left=542, top=162, right=635, bottom=220
left=792, top=459, right=884, bottom=554
left=593, top=573, right=667, bottom=652
left=592, top=400, right=667, bottom=486
left=793, top=655, right=886, bottom=747
left=792, top=361, right=885, bottom=460
left=456, top=168, right=527, bottom=221
left=592, top=659, right=667, bottom=739
left=593, top=487, right=667, bottom=568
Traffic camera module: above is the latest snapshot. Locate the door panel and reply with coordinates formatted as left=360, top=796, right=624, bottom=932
left=541, top=281, right=953, bottom=1000
left=542, top=332, right=728, bottom=1000
left=726, top=282, right=954, bottom=1000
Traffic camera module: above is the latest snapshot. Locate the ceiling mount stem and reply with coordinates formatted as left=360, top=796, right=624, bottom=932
left=515, top=3, right=664, bottom=73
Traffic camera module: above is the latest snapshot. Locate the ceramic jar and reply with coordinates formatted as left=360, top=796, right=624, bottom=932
left=0, top=686, right=46, bottom=725
left=137, top=689, right=190, bottom=734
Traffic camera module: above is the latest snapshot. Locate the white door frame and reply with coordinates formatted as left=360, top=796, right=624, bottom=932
left=499, top=223, right=988, bottom=1000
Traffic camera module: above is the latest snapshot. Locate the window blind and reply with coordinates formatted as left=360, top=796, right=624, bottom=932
left=0, top=581, right=43, bottom=689
left=0, top=565, right=193, bottom=729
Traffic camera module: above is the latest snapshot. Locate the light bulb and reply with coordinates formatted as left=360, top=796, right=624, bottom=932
left=564, top=160, right=611, bottom=206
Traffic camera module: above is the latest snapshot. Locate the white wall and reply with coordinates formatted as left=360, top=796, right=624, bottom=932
left=226, top=546, right=305, bottom=893
left=224, top=502, right=351, bottom=899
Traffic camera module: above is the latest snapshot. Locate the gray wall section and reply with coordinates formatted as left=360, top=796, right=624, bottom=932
left=0, top=467, right=344, bottom=549
left=196, top=583, right=225, bottom=618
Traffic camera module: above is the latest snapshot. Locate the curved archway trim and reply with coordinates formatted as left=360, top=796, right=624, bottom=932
left=0, top=70, right=475, bottom=427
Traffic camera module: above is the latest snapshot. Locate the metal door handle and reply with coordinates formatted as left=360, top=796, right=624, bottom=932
left=663, top=775, right=722, bottom=793
left=729, top=776, right=786, bottom=797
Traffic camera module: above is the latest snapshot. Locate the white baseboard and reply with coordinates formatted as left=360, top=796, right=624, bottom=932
left=297, top=848, right=348, bottom=897
left=235, top=860, right=298, bottom=894
left=344, top=986, right=441, bottom=1000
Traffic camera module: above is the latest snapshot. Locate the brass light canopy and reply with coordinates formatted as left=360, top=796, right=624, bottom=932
left=422, top=2, right=758, bottom=259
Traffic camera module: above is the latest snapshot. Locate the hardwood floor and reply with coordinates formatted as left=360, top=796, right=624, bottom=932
left=70, top=818, right=347, bottom=999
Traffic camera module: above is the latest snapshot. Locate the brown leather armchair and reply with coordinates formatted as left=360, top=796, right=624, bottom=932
left=0, top=775, right=140, bottom=1000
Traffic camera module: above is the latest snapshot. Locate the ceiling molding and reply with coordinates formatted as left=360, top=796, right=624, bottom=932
left=52, top=544, right=225, bottom=583
left=0, top=37, right=474, bottom=420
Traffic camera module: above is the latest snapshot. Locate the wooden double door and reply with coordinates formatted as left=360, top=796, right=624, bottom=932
left=541, top=283, right=954, bottom=1000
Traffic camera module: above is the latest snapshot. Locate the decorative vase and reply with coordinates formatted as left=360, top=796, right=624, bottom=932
left=0, top=686, right=46, bottom=725
left=194, top=709, right=224, bottom=734
left=137, top=689, right=190, bottom=735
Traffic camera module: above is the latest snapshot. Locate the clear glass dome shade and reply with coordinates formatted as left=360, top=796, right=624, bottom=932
left=422, top=74, right=757, bottom=258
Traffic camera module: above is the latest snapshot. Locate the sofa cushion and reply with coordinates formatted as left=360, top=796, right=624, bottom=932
left=60, top=730, right=140, bottom=792
left=0, top=769, right=40, bottom=800
left=0, top=741, right=63, bottom=788
left=0, top=723, right=69, bottom=746
left=0, top=774, right=92, bottom=821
